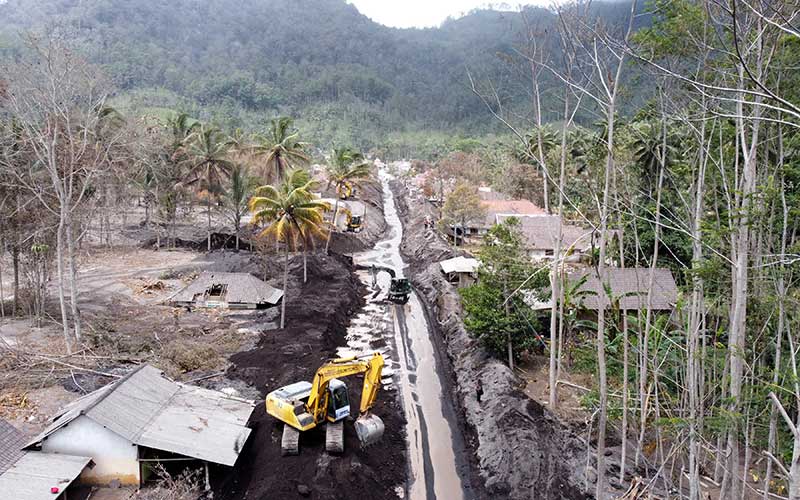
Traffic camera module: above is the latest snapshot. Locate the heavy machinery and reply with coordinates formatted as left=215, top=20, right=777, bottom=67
left=337, top=181, right=355, bottom=200
left=346, top=214, right=364, bottom=233
left=388, top=278, right=412, bottom=304
left=355, top=264, right=412, bottom=304
left=266, top=353, right=386, bottom=455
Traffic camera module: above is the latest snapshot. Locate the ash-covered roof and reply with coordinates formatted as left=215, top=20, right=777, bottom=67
left=477, top=187, right=507, bottom=201
left=0, top=452, right=91, bottom=500
left=480, top=199, right=545, bottom=227
left=495, top=215, right=592, bottom=252
left=1, top=418, right=91, bottom=500
left=439, top=256, right=479, bottom=274
left=26, top=365, right=255, bottom=467
left=0, top=418, right=26, bottom=475
left=570, top=267, right=679, bottom=311
left=169, top=271, right=283, bottom=305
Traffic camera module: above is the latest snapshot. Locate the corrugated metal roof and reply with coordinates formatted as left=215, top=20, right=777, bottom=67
left=0, top=452, right=91, bottom=500
left=495, top=215, right=593, bottom=252
left=439, top=256, right=479, bottom=274
left=25, top=365, right=255, bottom=467
left=570, top=267, right=679, bottom=311
left=169, top=272, right=283, bottom=306
left=139, top=385, right=253, bottom=466
left=0, top=418, right=26, bottom=475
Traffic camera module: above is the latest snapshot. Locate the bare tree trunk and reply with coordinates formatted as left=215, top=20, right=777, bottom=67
left=723, top=61, right=761, bottom=499
left=235, top=217, right=241, bottom=251
left=55, top=216, right=71, bottom=354
left=281, top=243, right=288, bottom=329
left=687, top=119, right=708, bottom=500
left=764, top=127, right=788, bottom=500
left=65, top=213, right=81, bottom=343
left=505, top=276, right=514, bottom=371
left=549, top=83, right=571, bottom=410
left=207, top=196, right=212, bottom=252
left=325, top=196, right=340, bottom=255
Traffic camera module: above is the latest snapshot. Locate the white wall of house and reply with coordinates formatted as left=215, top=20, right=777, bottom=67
left=41, top=416, right=139, bottom=485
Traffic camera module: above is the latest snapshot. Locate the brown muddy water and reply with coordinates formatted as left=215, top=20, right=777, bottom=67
left=337, top=169, right=469, bottom=500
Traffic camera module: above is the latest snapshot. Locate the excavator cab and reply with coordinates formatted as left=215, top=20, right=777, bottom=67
left=346, top=215, right=363, bottom=233
left=388, top=278, right=411, bottom=304
left=327, top=379, right=350, bottom=422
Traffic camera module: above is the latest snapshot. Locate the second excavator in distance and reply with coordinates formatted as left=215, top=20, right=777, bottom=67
left=265, top=352, right=386, bottom=455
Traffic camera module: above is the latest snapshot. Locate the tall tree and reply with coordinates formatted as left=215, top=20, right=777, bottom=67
left=323, top=147, right=371, bottom=254
left=183, top=124, right=234, bottom=252
left=1, top=33, right=123, bottom=350
left=224, top=164, right=257, bottom=251
left=252, top=117, right=310, bottom=183
left=441, top=182, right=486, bottom=246
left=249, top=174, right=329, bottom=328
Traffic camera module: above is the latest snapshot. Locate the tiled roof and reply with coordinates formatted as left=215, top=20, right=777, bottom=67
left=481, top=199, right=546, bottom=227
left=495, top=215, right=592, bottom=252
left=570, top=267, right=679, bottom=311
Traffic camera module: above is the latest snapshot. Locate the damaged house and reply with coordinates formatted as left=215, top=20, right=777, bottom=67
left=23, top=365, right=255, bottom=487
left=0, top=418, right=92, bottom=500
left=168, top=271, right=283, bottom=309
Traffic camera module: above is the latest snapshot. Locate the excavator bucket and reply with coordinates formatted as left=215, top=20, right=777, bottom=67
left=354, top=414, right=384, bottom=448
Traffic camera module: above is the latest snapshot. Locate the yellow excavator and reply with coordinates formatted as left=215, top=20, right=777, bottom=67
left=265, top=353, right=385, bottom=455
left=338, top=206, right=365, bottom=233
left=337, top=181, right=354, bottom=200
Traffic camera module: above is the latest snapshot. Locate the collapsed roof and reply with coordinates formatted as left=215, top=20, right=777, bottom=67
left=168, top=271, right=283, bottom=307
left=25, top=365, right=255, bottom=467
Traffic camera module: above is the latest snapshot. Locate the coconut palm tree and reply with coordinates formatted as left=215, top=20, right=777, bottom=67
left=324, top=147, right=371, bottom=254
left=224, top=164, right=257, bottom=251
left=249, top=174, right=330, bottom=328
left=184, top=125, right=234, bottom=251
left=252, top=117, right=310, bottom=183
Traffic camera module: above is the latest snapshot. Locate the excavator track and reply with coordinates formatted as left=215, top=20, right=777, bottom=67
left=281, top=425, right=300, bottom=456
left=325, top=420, right=344, bottom=454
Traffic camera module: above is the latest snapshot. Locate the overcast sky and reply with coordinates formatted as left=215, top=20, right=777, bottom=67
left=346, top=1, right=548, bottom=29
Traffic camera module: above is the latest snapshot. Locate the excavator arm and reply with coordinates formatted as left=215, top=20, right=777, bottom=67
left=306, top=353, right=384, bottom=425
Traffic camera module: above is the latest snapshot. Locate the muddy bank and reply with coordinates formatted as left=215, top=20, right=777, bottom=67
left=215, top=252, right=407, bottom=500
left=326, top=177, right=387, bottom=255
left=391, top=180, right=617, bottom=500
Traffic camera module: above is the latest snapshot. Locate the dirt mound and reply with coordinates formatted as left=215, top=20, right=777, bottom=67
left=391, top=180, right=622, bottom=500
left=326, top=177, right=387, bottom=255
left=214, top=253, right=407, bottom=500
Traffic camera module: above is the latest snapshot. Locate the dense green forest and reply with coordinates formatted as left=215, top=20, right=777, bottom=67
left=0, top=0, right=645, bottom=155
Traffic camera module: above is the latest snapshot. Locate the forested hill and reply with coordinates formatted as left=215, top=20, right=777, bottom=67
left=0, top=0, right=642, bottom=152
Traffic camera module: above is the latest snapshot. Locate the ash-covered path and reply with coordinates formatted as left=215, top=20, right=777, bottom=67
left=339, top=169, right=471, bottom=499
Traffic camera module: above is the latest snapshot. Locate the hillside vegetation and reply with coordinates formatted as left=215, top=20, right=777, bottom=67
left=0, top=0, right=642, bottom=154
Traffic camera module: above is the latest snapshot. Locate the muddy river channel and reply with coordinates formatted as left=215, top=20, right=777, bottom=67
left=338, top=170, right=471, bottom=499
